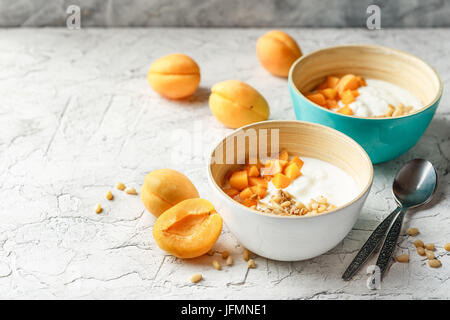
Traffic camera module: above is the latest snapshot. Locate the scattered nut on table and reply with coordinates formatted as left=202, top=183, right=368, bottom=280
left=396, top=254, right=409, bottom=263
left=95, top=204, right=102, bottom=214
left=190, top=273, right=202, bottom=283
left=116, top=182, right=126, bottom=191
left=414, top=240, right=424, bottom=248
left=106, top=190, right=113, bottom=200
left=125, top=187, right=137, bottom=195
left=212, top=259, right=221, bottom=270
left=407, top=228, right=419, bottom=236
left=428, top=259, right=441, bottom=268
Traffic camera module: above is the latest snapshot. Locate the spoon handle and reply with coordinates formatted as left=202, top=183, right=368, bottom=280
left=342, top=206, right=401, bottom=281
left=376, top=207, right=407, bottom=276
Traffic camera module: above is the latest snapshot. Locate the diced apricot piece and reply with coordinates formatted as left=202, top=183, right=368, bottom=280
left=352, top=89, right=359, bottom=97
left=250, top=185, right=267, bottom=199
left=272, top=173, right=291, bottom=189
left=326, top=99, right=338, bottom=109
left=239, top=187, right=254, bottom=200
left=284, top=162, right=302, bottom=180
left=356, top=76, right=366, bottom=86
left=289, top=156, right=304, bottom=170
left=153, top=199, right=223, bottom=259
left=264, top=159, right=288, bottom=176
left=306, top=93, right=326, bottom=106
left=247, top=165, right=260, bottom=177
left=321, top=88, right=337, bottom=100
left=248, top=176, right=268, bottom=188
left=336, top=74, right=359, bottom=95
left=326, top=76, right=340, bottom=89
left=340, top=90, right=356, bottom=104
left=241, top=198, right=258, bottom=208
left=316, top=80, right=328, bottom=90
left=279, top=150, right=289, bottom=161
left=337, top=105, right=354, bottom=116
left=229, top=170, right=248, bottom=191
left=223, top=188, right=239, bottom=198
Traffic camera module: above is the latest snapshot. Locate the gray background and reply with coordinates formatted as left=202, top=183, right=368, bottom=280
left=1, top=0, right=449, bottom=28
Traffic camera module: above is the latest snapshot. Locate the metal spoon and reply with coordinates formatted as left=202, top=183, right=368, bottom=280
left=343, top=159, right=438, bottom=280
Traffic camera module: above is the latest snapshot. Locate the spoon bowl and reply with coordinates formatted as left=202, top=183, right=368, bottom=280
left=393, top=159, right=438, bottom=209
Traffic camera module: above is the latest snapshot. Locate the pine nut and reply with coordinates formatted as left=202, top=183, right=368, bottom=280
left=444, top=243, right=450, bottom=251
left=273, top=196, right=282, bottom=204
left=317, top=204, right=327, bottom=213
left=417, top=246, right=425, bottom=256
left=95, top=204, right=102, bottom=214
left=116, top=182, right=126, bottom=191
left=221, top=250, right=230, bottom=259
left=247, top=259, right=256, bottom=268
left=106, top=190, right=113, bottom=200
left=414, top=240, right=424, bottom=248
left=396, top=254, right=409, bottom=263
left=316, top=196, right=328, bottom=204
left=428, top=259, right=441, bottom=268
left=125, top=187, right=137, bottom=195
left=425, top=243, right=435, bottom=251
left=280, top=201, right=291, bottom=208
left=190, top=273, right=202, bottom=283
left=295, top=202, right=306, bottom=209
left=243, top=249, right=250, bottom=261
left=407, top=228, right=419, bottom=236
left=425, top=250, right=435, bottom=260
left=212, top=259, right=221, bottom=270
left=226, top=256, right=233, bottom=266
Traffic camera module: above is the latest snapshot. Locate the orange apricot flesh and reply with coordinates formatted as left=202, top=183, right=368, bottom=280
left=153, top=199, right=223, bottom=259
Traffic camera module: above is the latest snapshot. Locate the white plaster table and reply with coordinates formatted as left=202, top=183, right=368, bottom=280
left=0, top=28, right=449, bottom=299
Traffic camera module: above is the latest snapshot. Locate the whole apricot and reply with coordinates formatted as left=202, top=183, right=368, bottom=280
left=147, top=53, right=200, bottom=99
left=256, top=30, right=302, bottom=77
left=153, top=198, right=223, bottom=258
left=141, top=169, right=199, bottom=217
left=209, top=80, right=270, bottom=128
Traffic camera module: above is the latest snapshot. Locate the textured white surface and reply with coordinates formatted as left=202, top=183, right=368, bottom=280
left=0, top=28, right=449, bottom=299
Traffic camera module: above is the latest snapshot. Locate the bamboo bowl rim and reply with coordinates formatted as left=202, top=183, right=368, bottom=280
left=288, top=44, right=443, bottom=120
left=207, top=120, right=374, bottom=220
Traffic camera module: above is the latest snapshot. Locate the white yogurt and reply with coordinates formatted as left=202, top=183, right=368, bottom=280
left=260, top=157, right=358, bottom=207
left=339, top=79, right=423, bottom=117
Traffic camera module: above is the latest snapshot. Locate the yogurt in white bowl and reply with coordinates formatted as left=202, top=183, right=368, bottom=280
left=208, top=120, right=373, bottom=261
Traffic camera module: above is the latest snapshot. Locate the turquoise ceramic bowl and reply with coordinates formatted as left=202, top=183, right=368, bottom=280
left=288, top=45, right=442, bottom=164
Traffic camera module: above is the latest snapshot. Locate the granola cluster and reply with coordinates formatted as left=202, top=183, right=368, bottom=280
left=375, top=103, right=414, bottom=118
left=254, top=190, right=337, bottom=217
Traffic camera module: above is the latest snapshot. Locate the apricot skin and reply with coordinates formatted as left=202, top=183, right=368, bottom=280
left=209, top=80, right=270, bottom=129
left=256, top=30, right=302, bottom=77
left=141, top=169, right=199, bottom=218
left=153, top=199, right=223, bottom=259
left=147, top=54, right=200, bottom=99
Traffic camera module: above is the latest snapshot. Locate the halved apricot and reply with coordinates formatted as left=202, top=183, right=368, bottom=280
left=272, top=173, right=291, bottom=189
left=153, top=199, right=223, bottom=259
left=229, top=170, right=248, bottom=191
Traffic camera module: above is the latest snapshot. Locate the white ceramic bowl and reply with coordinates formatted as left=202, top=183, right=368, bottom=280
left=207, top=120, right=373, bottom=261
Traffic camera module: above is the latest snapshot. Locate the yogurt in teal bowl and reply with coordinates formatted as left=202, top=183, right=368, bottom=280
left=288, top=45, right=442, bottom=164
